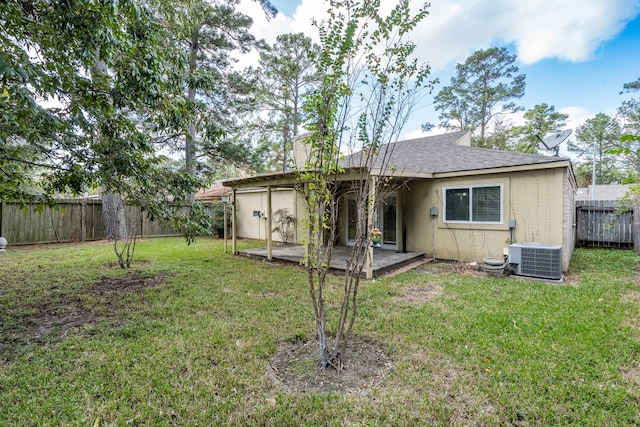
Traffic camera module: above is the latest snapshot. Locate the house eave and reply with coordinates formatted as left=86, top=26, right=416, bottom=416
left=432, top=160, right=572, bottom=178
left=222, top=158, right=571, bottom=188
left=222, top=171, right=298, bottom=188
left=370, top=168, right=433, bottom=179
left=222, top=167, right=372, bottom=189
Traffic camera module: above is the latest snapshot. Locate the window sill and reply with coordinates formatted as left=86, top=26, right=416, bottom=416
left=440, top=222, right=508, bottom=231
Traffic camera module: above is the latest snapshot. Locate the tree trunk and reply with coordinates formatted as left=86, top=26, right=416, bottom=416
left=91, top=52, right=128, bottom=241
left=185, top=27, right=200, bottom=201
left=102, top=192, right=128, bottom=240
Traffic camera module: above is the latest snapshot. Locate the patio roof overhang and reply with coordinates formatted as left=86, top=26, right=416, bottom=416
left=221, top=167, right=436, bottom=190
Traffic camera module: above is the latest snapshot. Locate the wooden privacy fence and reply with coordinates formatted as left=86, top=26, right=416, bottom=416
left=575, top=200, right=633, bottom=248
left=634, top=199, right=640, bottom=254
left=0, top=200, right=220, bottom=246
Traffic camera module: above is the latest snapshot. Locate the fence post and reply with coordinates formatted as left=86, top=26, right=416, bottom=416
left=635, top=199, right=640, bottom=254
left=80, top=199, right=86, bottom=242
left=140, top=207, right=144, bottom=238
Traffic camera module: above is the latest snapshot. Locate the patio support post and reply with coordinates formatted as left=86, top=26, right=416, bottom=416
left=223, top=199, right=228, bottom=254
left=366, top=177, right=376, bottom=280
left=232, top=189, right=237, bottom=255
left=267, top=185, right=272, bottom=261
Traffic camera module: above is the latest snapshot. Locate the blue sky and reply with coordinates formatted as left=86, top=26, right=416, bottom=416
left=244, top=0, right=640, bottom=154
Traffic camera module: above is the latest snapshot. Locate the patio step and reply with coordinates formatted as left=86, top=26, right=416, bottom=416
left=377, top=258, right=430, bottom=278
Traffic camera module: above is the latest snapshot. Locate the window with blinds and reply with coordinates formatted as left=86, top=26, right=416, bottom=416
left=444, top=184, right=502, bottom=223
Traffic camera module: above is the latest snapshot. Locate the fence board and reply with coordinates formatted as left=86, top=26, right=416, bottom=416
left=635, top=199, right=640, bottom=255
left=576, top=200, right=633, bottom=248
left=142, top=211, right=182, bottom=238
left=0, top=200, right=217, bottom=246
left=83, top=200, right=104, bottom=241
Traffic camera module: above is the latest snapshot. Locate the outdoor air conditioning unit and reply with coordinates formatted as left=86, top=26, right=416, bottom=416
left=508, top=243, right=562, bottom=281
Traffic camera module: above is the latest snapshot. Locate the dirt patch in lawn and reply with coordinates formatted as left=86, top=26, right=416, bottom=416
left=269, top=337, right=392, bottom=394
left=398, top=283, right=443, bottom=304
left=622, top=291, right=640, bottom=341
left=622, top=290, right=640, bottom=303
left=415, top=260, right=578, bottom=285
left=415, top=260, right=484, bottom=276
left=1, top=273, right=166, bottom=363
left=92, top=273, right=165, bottom=293
left=622, top=363, right=640, bottom=395
left=391, top=349, right=501, bottom=425
left=246, top=290, right=282, bottom=298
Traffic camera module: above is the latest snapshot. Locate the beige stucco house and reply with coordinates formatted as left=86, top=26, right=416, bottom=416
left=223, top=130, right=576, bottom=272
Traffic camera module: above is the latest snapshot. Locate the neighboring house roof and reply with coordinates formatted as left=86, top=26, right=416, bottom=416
left=342, top=130, right=570, bottom=175
left=195, top=181, right=231, bottom=201
left=576, top=184, right=630, bottom=201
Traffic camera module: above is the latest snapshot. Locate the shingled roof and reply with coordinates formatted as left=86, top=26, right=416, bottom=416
left=342, top=130, right=569, bottom=175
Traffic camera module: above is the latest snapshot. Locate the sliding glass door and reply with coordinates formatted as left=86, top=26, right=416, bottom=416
left=345, top=192, right=398, bottom=249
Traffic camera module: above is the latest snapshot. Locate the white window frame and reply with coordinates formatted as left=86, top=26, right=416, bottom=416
left=443, top=183, right=503, bottom=224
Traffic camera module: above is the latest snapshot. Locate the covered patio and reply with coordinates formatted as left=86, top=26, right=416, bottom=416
left=222, top=168, right=414, bottom=279
left=238, top=244, right=425, bottom=278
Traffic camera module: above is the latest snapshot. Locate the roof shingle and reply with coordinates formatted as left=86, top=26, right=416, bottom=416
left=342, top=130, right=569, bottom=175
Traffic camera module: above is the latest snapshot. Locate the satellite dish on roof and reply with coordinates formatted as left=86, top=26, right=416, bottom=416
left=536, top=129, right=572, bottom=156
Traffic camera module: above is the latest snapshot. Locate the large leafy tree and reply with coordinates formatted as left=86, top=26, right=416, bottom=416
left=427, top=47, right=526, bottom=147
left=0, top=0, right=276, bottom=243
left=252, top=33, right=319, bottom=172
left=511, top=103, right=569, bottom=154
left=300, top=0, right=433, bottom=369
left=573, top=159, right=626, bottom=187
left=569, top=113, right=622, bottom=185
left=0, top=1, right=199, bottom=205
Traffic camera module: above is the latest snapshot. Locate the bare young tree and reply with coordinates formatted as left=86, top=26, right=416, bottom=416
left=299, top=0, right=434, bottom=370
left=112, top=203, right=141, bottom=269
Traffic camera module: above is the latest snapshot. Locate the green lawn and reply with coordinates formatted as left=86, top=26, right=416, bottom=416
left=1, top=238, right=639, bottom=425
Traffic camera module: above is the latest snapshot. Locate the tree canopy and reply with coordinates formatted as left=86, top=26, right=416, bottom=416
left=427, top=47, right=526, bottom=147
left=1, top=0, right=171, bottom=202
left=569, top=113, right=622, bottom=185
left=251, top=33, right=319, bottom=172
left=511, top=103, right=569, bottom=154
left=0, top=0, right=277, bottom=240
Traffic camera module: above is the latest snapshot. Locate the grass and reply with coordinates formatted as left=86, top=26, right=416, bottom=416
left=1, top=238, right=639, bottom=425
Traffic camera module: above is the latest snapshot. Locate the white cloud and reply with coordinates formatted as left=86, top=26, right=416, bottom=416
left=402, top=128, right=430, bottom=140
left=505, top=1, right=638, bottom=64
left=241, top=0, right=322, bottom=44
left=244, top=0, right=639, bottom=71
left=416, top=0, right=640, bottom=69
left=240, top=0, right=638, bottom=146
left=401, top=124, right=454, bottom=141
left=561, top=106, right=594, bottom=131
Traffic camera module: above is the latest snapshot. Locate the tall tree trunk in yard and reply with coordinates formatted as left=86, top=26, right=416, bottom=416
left=91, top=53, right=128, bottom=241
left=185, top=27, right=200, bottom=201
left=102, top=192, right=128, bottom=240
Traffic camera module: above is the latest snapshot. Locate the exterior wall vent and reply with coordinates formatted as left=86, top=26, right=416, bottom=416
left=508, top=243, right=562, bottom=280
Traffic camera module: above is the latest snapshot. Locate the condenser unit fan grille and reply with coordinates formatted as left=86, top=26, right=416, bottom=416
left=520, top=247, right=562, bottom=279
left=509, top=243, right=562, bottom=280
